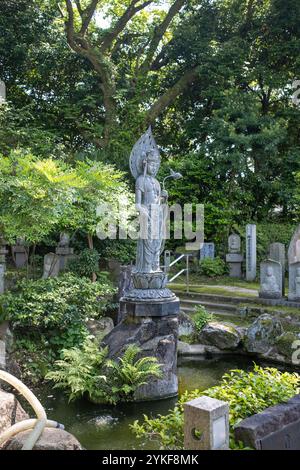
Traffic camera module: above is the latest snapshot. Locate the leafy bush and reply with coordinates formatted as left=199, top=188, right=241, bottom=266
left=46, top=340, right=162, bottom=405
left=198, top=256, right=228, bottom=277
left=2, top=273, right=115, bottom=330
left=131, top=365, right=300, bottom=450
left=68, top=248, right=100, bottom=278
left=98, top=239, right=136, bottom=265
left=193, top=306, right=213, bottom=332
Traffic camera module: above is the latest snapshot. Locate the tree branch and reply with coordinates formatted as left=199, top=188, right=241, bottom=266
left=100, top=0, right=154, bottom=53
left=139, top=0, right=186, bottom=75
left=145, top=67, right=199, bottom=126
left=79, top=0, right=100, bottom=35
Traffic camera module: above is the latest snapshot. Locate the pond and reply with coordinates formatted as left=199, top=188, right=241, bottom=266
left=29, top=354, right=291, bottom=450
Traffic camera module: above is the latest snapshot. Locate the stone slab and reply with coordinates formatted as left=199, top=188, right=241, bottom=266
left=234, top=394, right=300, bottom=450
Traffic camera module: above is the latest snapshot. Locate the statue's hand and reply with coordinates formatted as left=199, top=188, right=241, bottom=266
left=137, top=205, right=150, bottom=219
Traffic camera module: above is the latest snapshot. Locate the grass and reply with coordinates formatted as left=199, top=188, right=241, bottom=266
left=168, top=273, right=260, bottom=290
left=170, top=284, right=258, bottom=298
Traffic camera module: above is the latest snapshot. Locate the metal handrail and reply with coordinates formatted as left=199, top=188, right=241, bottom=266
left=163, top=251, right=191, bottom=293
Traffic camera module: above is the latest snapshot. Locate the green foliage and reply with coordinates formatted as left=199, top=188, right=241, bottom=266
left=198, top=257, right=228, bottom=277
left=68, top=248, right=100, bottom=278
left=2, top=273, right=115, bottom=330
left=131, top=365, right=300, bottom=450
left=46, top=340, right=162, bottom=405
left=192, top=306, right=213, bottom=333
left=100, top=240, right=136, bottom=265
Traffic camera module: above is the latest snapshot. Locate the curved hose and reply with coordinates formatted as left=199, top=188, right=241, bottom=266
left=0, top=419, right=64, bottom=447
left=0, top=370, right=63, bottom=449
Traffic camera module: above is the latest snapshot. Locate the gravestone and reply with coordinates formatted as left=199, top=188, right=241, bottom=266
left=0, top=80, right=5, bottom=104
left=246, top=224, right=257, bottom=281
left=184, top=396, right=229, bottom=450
left=12, top=238, right=28, bottom=268
left=55, top=232, right=74, bottom=270
left=288, top=225, right=300, bottom=265
left=234, top=394, right=300, bottom=450
left=200, top=242, right=215, bottom=260
left=288, top=261, right=300, bottom=301
left=226, top=234, right=243, bottom=278
left=269, top=242, right=286, bottom=295
left=259, top=259, right=282, bottom=299
left=42, top=253, right=60, bottom=279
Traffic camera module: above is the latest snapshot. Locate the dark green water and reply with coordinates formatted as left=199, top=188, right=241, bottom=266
left=31, top=355, right=291, bottom=450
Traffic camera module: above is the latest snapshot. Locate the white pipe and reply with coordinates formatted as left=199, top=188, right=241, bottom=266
left=0, top=370, right=46, bottom=420
left=0, top=419, right=64, bottom=447
left=0, top=370, right=58, bottom=449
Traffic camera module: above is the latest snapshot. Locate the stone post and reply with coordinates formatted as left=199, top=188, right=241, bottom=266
left=246, top=224, right=256, bottom=281
left=200, top=243, right=215, bottom=260
left=0, top=244, right=8, bottom=295
left=269, top=242, right=286, bottom=295
left=184, top=396, right=229, bottom=450
left=0, top=80, right=6, bottom=105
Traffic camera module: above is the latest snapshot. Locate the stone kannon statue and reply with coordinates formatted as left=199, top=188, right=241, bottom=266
left=259, top=259, right=282, bottom=299
left=123, top=127, right=180, bottom=306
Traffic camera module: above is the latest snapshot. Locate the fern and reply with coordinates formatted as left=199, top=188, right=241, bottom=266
left=46, top=340, right=162, bottom=404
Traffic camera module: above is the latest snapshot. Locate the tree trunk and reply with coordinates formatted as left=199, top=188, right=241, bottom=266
left=87, top=233, right=97, bottom=282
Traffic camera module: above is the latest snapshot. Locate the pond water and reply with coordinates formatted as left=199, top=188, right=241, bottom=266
left=31, top=355, right=294, bottom=450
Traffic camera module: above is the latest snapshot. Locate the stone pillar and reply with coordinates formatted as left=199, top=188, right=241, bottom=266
left=259, top=259, right=282, bottom=299
left=269, top=242, right=286, bottom=295
left=226, top=234, right=243, bottom=278
left=246, top=224, right=256, bottom=281
left=0, top=244, right=8, bottom=295
left=288, top=261, right=300, bottom=302
left=184, top=396, right=229, bottom=450
left=0, top=80, right=6, bottom=104
left=117, top=265, right=133, bottom=323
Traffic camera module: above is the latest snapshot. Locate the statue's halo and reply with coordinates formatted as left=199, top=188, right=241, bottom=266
left=129, top=126, right=161, bottom=179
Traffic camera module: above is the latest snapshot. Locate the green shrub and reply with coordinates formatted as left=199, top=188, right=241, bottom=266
left=68, top=248, right=100, bottom=278
left=198, top=256, right=228, bottom=277
left=46, top=340, right=162, bottom=405
left=2, top=273, right=115, bottom=330
left=131, top=364, right=300, bottom=450
left=193, top=306, right=213, bottom=332
left=2, top=273, right=116, bottom=382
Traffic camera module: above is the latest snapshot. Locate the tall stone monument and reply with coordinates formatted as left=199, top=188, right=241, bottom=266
left=269, top=242, right=286, bottom=295
left=288, top=262, right=300, bottom=302
left=0, top=238, right=8, bottom=295
left=259, top=259, right=282, bottom=299
left=246, top=224, right=256, bottom=281
left=226, top=234, right=243, bottom=278
left=288, top=225, right=300, bottom=302
left=103, top=127, right=180, bottom=401
left=0, top=80, right=6, bottom=105
left=42, top=253, right=60, bottom=279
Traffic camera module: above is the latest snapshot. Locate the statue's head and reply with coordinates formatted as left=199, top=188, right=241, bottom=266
left=142, top=150, right=160, bottom=177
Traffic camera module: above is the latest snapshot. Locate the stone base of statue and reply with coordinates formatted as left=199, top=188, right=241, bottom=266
left=102, top=313, right=179, bottom=401
left=103, top=270, right=180, bottom=401
left=259, top=290, right=282, bottom=299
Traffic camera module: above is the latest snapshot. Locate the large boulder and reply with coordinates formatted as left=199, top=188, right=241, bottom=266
left=102, top=315, right=179, bottom=401
left=198, top=322, right=242, bottom=350
left=244, top=314, right=283, bottom=354
left=0, top=390, right=29, bottom=434
left=178, top=311, right=195, bottom=337
left=3, top=428, right=82, bottom=450
left=86, top=317, right=114, bottom=341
